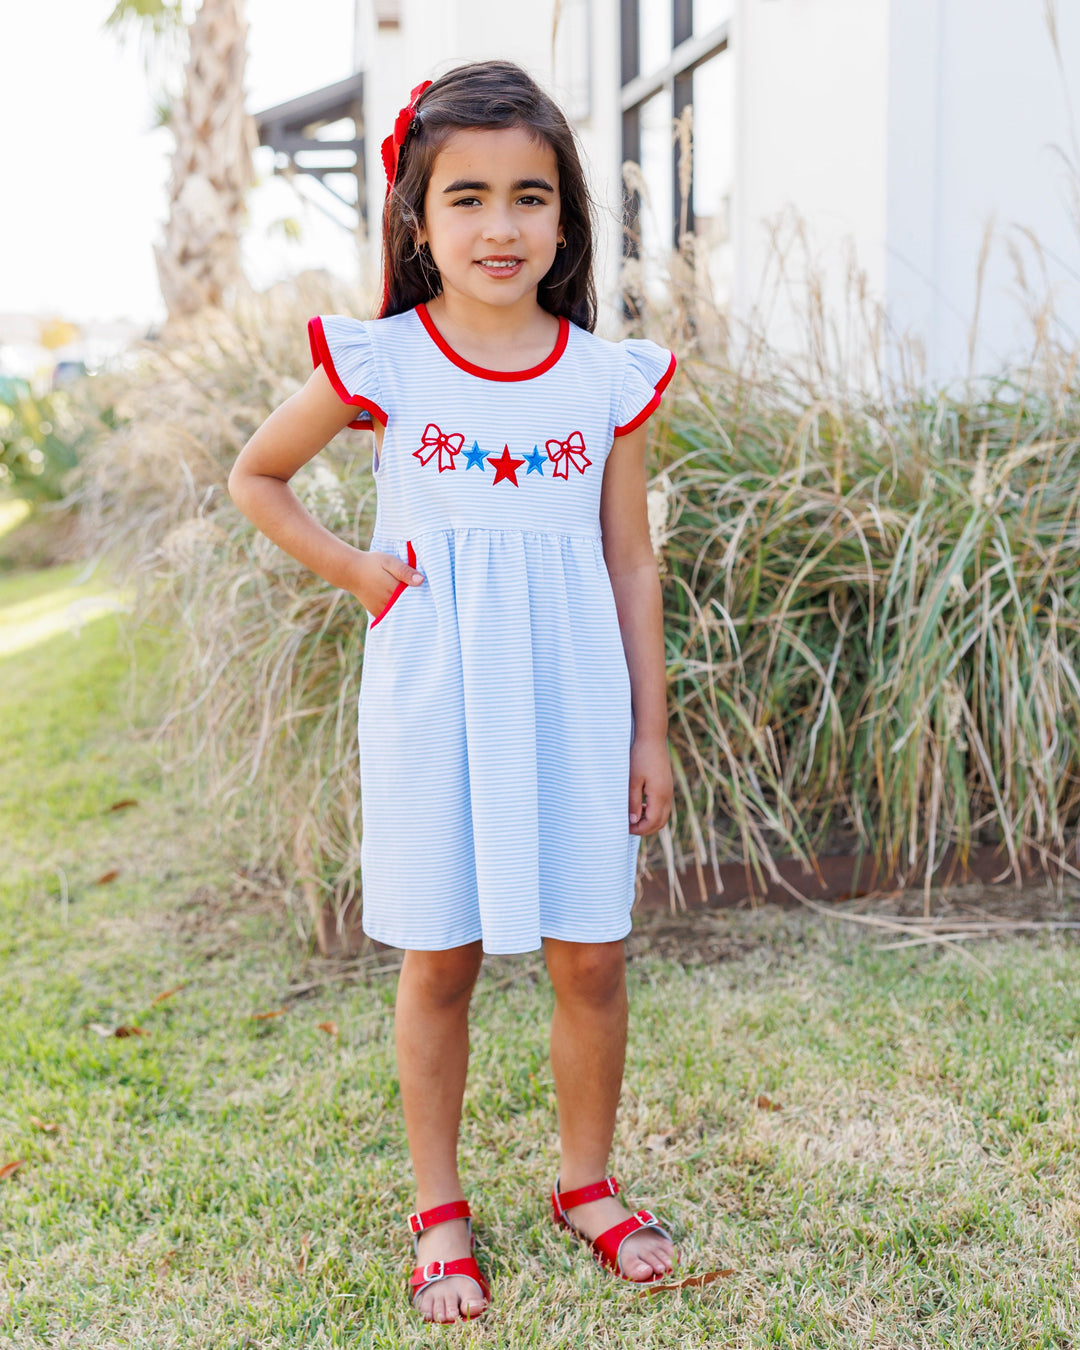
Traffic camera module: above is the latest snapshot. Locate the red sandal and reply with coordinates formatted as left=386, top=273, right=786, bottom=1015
left=551, top=1174, right=676, bottom=1282
left=406, top=1199, right=491, bottom=1323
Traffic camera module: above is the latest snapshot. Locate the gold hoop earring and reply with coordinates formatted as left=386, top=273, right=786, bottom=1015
left=556, top=237, right=567, bottom=249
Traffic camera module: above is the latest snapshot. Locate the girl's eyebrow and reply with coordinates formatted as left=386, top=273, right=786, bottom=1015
left=442, top=177, right=555, bottom=193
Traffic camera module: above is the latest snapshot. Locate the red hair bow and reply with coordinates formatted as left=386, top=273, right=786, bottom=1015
left=414, top=423, right=464, bottom=472
left=381, top=79, right=433, bottom=190
left=545, top=431, right=592, bottom=479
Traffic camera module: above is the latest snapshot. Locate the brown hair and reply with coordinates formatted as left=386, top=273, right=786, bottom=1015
left=378, top=60, right=597, bottom=331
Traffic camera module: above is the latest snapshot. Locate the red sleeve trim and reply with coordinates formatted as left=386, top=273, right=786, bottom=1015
left=612, top=350, right=678, bottom=437
left=307, top=315, right=388, bottom=428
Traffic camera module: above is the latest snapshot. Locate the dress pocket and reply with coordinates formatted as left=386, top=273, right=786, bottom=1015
left=369, top=540, right=417, bottom=627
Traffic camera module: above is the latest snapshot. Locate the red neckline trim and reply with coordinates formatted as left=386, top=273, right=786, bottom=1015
left=416, top=303, right=569, bottom=381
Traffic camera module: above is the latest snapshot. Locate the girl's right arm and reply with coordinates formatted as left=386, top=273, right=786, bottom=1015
left=227, top=363, right=424, bottom=614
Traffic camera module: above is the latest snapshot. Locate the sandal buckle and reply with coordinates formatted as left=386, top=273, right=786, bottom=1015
left=606, top=1177, right=618, bottom=1197
left=408, top=1212, right=424, bottom=1234
left=423, top=1260, right=445, bottom=1281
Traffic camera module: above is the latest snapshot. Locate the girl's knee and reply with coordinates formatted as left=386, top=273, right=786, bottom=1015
left=546, top=939, right=626, bottom=1006
left=401, top=942, right=483, bottom=1008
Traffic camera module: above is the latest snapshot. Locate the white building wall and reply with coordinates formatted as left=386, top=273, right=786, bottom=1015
left=886, top=0, right=1080, bottom=392
left=731, top=0, right=890, bottom=390
left=734, top=0, right=1080, bottom=393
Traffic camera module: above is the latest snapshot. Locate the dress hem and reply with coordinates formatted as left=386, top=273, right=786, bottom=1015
left=362, top=919, right=634, bottom=954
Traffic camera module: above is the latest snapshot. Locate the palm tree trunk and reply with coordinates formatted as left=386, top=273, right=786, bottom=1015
left=153, top=0, right=258, bottom=319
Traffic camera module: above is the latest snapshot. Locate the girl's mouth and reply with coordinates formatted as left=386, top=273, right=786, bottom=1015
left=475, top=257, right=523, bottom=278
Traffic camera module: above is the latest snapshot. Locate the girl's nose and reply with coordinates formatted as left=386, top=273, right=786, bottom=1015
left=481, top=209, right=519, bottom=243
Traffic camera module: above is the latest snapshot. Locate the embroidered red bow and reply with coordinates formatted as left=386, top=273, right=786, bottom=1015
left=414, top=423, right=464, bottom=472
left=545, top=430, right=592, bottom=479
left=381, top=79, right=433, bottom=190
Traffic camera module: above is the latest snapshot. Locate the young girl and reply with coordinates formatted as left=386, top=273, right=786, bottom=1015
left=229, top=60, right=678, bottom=1324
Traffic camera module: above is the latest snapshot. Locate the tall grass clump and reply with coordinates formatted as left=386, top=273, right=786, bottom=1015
left=655, top=337, right=1080, bottom=902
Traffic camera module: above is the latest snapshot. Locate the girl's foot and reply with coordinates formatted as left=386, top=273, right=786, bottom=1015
left=560, top=1190, right=675, bottom=1281
left=412, top=1218, right=489, bottom=1323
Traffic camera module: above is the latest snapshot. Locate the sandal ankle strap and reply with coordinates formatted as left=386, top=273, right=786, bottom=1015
left=408, top=1198, right=472, bottom=1235
left=552, top=1174, right=620, bottom=1215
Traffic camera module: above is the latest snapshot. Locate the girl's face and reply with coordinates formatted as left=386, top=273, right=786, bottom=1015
left=417, top=125, right=564, bottom=313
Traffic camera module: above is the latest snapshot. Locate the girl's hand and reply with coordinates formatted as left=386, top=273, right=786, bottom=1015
left=628, top=735, right=673, bottom=836
left=342, top=548, right=425, bottom=617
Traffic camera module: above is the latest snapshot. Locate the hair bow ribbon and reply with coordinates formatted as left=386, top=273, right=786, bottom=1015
left=545, top=431, right=592, bottom=479
left=381, top=79, right=433, bottom=190
left=414, top=423, right=464, bottom=472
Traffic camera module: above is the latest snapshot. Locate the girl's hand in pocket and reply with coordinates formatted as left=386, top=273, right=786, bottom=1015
left=342, top=549, right=425, bottom=617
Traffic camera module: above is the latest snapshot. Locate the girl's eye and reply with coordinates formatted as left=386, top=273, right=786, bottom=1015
left=449, top=195, right=548, bottom=207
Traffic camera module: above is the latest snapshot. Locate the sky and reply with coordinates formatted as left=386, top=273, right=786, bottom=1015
left=2, top=0, right=361, bottom=329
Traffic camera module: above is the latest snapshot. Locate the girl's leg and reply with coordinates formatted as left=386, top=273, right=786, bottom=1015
left=544, top=937, right=674, bottom=1281
left=395, top=940, right=486, bottom=1321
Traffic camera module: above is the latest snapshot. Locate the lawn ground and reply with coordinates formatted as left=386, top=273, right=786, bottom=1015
left=3, top=562, right=1080, bottom=1348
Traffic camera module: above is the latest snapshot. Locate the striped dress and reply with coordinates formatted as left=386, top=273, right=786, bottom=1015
left=308, top=303, right=676, bottom=954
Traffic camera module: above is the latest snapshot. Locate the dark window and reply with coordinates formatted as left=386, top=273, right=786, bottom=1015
left=620, top=0, right=731, bottom=263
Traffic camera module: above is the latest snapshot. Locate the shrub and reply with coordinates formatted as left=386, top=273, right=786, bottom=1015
left=657, top=357, right=1080, bottom=901
left=0, top=377, right=98, bottom=504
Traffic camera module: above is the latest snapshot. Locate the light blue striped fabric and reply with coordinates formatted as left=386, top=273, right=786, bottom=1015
left=312, top=305, right=675, bottom=954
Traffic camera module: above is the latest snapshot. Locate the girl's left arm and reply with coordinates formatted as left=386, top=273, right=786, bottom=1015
left=599, top=421, right=674, bottom=836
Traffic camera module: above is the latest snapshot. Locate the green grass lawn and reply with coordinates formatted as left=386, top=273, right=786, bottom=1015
left=2, top=565, right=1080, bottom=1347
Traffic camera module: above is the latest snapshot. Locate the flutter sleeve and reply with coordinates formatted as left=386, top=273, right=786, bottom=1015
left=307, top=314, right=388, bottom=430
left=614, top=338, right=678, bottom=436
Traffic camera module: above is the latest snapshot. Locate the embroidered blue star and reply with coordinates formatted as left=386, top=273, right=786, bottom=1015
left=524, top=446, right=546, bottom=475
left=463, top=441, right=488, bottom=470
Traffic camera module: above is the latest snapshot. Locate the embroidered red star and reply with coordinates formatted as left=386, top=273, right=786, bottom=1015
left=488, top=445, right=526, bottom=487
